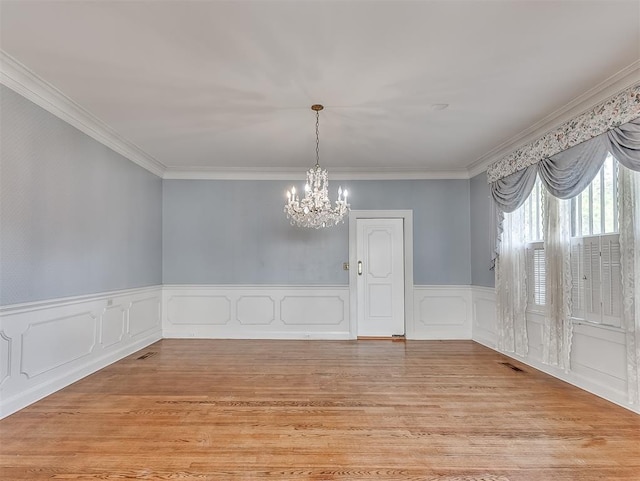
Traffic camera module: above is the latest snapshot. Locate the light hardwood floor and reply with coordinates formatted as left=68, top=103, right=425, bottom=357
left=1, top=340, right=639, bottom=480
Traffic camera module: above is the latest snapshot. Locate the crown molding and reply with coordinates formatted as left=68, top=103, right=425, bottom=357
left=466, top=60, right=640, bottom=178
left=162, top=168, right=471, bottom=181
left=6, top=47, right=634, bottom=182
left=0, top=50, right=467, bottom=182
left=0, top=51, right=166, bottom=178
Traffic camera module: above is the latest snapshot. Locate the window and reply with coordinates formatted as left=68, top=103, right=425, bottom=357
left=517, top=156, right=623, bottom=325
left=526, top=241, right=546, bottom=311
left=570, top=154, right=622, bottom=328
left=523, top=178, right=545, bottom=311
left=523, top=177, right=544, bottom=242
left=570, top=235, right=622, bottom=327
left=571, top=154, right=618, bottom=236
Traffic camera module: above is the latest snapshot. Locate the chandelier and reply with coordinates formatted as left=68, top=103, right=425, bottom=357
left=284, top=104, right=350, bottom=228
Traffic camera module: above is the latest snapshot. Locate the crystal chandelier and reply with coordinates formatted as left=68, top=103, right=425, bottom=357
left=284, top=104, right=350, bottom=228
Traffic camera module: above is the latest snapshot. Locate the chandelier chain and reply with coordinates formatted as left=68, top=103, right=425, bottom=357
left=315, top=110, right=320, bottom=167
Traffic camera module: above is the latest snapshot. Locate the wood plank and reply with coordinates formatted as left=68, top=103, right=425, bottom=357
left=1, top=340, right=639, bottom=480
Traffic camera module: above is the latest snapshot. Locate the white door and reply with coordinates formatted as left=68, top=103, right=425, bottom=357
left=356, top=218, right=405, bottom=337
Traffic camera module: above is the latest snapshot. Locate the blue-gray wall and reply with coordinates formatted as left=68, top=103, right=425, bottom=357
left=0, top=86, right=163, bottom=305
left=162, top=179, right=471, bottom=285
left=470, top=171, right=495, bottom=288
left=1, top=84, right=492, bottom=302
left=163, top=179, right=346, bottom=285
left=350, top=179, right=471, bottom=285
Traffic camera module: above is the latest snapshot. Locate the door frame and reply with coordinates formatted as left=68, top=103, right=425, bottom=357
left=348, top=210, right=414, bottom=339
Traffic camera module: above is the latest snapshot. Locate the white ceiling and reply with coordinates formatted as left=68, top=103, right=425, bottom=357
left=1, top=0, right=639, bottom=178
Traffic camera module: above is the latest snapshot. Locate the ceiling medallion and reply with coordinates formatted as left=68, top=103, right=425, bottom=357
left=284, top=104, right=350, bottom=228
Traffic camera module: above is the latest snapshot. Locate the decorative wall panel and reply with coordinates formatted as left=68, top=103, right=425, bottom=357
left=418, top=297, right=466, bottom=326
left=472, top=288, right=497, bottom=347
left=0, top=332, right=10, bottom=386
left=163, top=286, right=350, bottom=339
left=166, top=295, right=231, bottom=325
left=101, top=305, right=126, bottom=348
left=0, top=286, right=162, bottom=419
left=571, top=323, right=627, bottom=394
left=411, top=286, right=472, bottom=339
left=525, top=315, right=544, bottom=363
left=280, top=296, right=345, bottom=326
left=129, top=297, right=161, bottom=336
left=236, top=297, right=275, bottom=325
left=21, top=312, right=97, bottom=378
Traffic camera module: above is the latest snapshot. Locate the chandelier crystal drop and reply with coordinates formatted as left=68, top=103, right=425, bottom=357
left=284, top=104, right=350, bottom=229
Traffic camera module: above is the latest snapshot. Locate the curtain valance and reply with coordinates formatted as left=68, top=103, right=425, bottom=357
left=489, top=164, right=537, bottom=213
left=491, top=117, right=640, bottom=210
left=538, top=135, right=609, bottom=199
left=490, top=117, right=640, bottom=268
left=487, top=84, right=640, bottom=184
left=606, top=119, right=640, bottom=171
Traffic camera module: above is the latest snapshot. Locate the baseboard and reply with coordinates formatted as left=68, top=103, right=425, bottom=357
left=0, top=286, right=162, bottom=419
left=469, top=286, right=639, bottom=415
left=488, top=345, right=638, bottom=415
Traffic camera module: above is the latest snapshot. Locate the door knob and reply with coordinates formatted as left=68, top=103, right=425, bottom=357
left=358, top=261, right=363, bottom=275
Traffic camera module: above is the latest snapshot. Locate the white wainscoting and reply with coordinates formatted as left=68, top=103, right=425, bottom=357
left=0, top=286, right=162, bottom=419
left=469, top=286, right=638, bottom=414
left=6, top=284, right=634, bottom=417
left=525, top=313, right=545, bottom=363
left=164, top=285, right=475, bottom=340
left=410, top=286, right=473, bottom=339
left=471, top=286, right=497, bottom=347
left=570, top=322, right=628, bottom=400
left=162, top=285, right=351, bottom=339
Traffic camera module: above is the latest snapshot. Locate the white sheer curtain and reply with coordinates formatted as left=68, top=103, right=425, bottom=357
left=542, top=194, right=573, bottom=370
left=496, top=208, right=528, bottom=355
left=619, top=166, right=640, bottom=405
left=491, top=117, right=640, bottom=406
